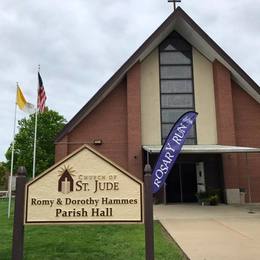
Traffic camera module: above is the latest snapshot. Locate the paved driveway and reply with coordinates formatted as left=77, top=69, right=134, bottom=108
left=154, top=204, right=260, bottom=260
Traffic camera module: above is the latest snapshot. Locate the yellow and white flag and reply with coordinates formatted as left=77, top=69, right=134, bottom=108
left=16, top=86, right=35, bottom=114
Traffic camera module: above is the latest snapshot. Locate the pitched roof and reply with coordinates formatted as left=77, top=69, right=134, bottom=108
left=55, top=7, right=260, bottom=142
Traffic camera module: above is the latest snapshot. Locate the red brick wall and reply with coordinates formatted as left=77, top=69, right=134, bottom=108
left=213, top=60, right=236, bottom=145
left=232, top=81, right=260, bottom=147
left=126, top=63, right=143, bottom=179
left=56, top=79, right=128, bottom=171
left=232, top=80, right=260, bottom=202
left=55, top=135, right=69, bottom=162
left=213, top=60, right=260, bottom=202
left=213, top=60, right=239, bottom=190
left=55, top=63, right=144, bottom=180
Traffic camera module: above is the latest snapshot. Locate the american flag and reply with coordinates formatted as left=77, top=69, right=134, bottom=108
left=38, top=72, right=47, bottom=112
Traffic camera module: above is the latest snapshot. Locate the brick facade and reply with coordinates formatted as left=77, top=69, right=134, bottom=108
left=213, top=60, right=236, bottom=145
left=56, top=79, right=129, bottom=171
left=213, top=60, right=239, bottom=191
left=213, top=60, right=260, bottom=202
left=55, top=135, right=69, bottom=162
left=55, top=64, right=143, bottom=180
left=126, top=63, right=143, bottom=179
left=232, top=80, right=260, bottom=202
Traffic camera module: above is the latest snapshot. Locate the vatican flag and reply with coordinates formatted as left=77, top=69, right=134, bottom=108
left=16, top=86, right=35, bottom=114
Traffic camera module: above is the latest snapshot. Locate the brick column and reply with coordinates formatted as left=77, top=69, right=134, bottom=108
left=213, top=60, right=239, bottom=200
left=126, top=63, right=143, bottom=180
left=213, top=60, right=236, bottom=145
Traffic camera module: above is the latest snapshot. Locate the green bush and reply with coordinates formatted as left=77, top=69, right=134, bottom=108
left=196, top=189, right=220, bottom=206
left=208, top=194, right=219, bottom=205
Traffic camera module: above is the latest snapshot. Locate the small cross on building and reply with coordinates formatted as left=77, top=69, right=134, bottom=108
left=168, top=0, right=181, bottom=11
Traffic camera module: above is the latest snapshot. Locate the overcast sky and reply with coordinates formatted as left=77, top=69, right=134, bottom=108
left=0, top=0, right=260, bottom=162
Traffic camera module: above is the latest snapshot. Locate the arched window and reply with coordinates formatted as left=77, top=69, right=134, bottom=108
left=159, top=31, right=197, bottom=144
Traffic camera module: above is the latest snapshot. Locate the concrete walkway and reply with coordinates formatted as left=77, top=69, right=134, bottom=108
left=154, top=204, right=260, bottom=260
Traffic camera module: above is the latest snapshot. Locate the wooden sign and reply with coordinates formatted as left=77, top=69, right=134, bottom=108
left=24, top=145, right=143, bottom=224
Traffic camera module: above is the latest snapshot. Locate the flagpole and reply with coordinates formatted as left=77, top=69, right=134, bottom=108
left=32, top=66, right=40, bottom=179
left=8, top=83, right=18, bottom=218
left=32, top=106, right=38, bottom=179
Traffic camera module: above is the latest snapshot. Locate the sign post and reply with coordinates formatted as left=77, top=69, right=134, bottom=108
left=12, top=166, right=27, bottom=260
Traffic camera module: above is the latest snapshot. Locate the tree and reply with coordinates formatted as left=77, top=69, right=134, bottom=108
left=0, top=162, right=7, bottom=188
left=5, top=109, right=66, bottom=178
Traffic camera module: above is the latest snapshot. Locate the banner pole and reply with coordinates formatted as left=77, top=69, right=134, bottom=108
left=144, top=164, right=154, bottom=260
left=8, top=85, right=18, bottom=218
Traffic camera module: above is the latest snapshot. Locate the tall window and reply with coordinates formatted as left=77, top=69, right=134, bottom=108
left=159, top=31, right=197, bottom=144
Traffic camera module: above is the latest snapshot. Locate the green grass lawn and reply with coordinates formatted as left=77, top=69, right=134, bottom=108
left=0, top=199, right=185, bottom=259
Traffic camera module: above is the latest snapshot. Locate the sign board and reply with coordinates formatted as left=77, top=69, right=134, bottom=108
left=24, top=145, right=143, bottom=224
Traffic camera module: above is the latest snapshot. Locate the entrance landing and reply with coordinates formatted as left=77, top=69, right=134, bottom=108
left=154, top=204, right=260, bottom=260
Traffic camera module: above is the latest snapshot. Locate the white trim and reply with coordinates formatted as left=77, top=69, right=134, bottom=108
left=143, top=144, right=260, bottom=154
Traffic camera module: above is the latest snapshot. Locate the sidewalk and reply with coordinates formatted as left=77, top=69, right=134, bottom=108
left=154, top=204, right=260, bottom=260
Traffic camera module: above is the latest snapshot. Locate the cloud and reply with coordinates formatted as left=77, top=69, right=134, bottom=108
left=0, top=0, right=259, bottom=163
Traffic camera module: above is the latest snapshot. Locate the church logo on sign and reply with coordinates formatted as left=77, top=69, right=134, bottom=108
left=58, top=166, right=75, bottom=194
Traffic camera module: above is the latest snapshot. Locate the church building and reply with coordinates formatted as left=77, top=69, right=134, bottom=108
left=55, top=8, right=260, bottom=204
